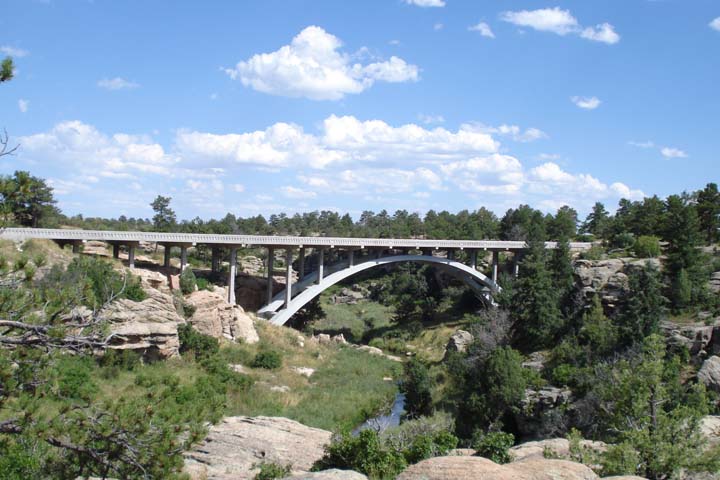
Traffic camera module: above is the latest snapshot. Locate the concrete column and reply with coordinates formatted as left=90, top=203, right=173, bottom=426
left=163, top=245, right=171, bottom=268
left=470, top=250, right=477, bottom=270
left=228, top=247, right=237, bottom=305
left=266, top=247, right=275, bottom=305
left=128, top=244, right=135, bottom=269
left=447, top=249, right=455, bottom=261
left=211, top=248, right=220, bottom=273
left=375, top=249, right=383, bottom=259
left=72, top=241, right=81, bottom=254
left=317, top=249, right=324, bottom=284
left=492, top=250, right=499, bottom=283
left=285, top=249, right=293, bottom=308
left=298, top=247, right=305, bottom=279
left=348, top=249, right=354, bottom=267
left=513, top=252, right=521, bottom=278
left=180, top=246, right=188, bottom=271
left=112, top=244, right=120, bottom=259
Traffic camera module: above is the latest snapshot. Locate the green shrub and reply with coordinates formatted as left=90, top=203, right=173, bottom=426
left=252, top=350, right=283, bottom=370
left=23, top=263, right=36, bottom=282
left=54, top=355, right=98, bottom=401
left=196, top=277, right=211, bottom=291
left=178, top=323, right=219, bottom=360
left=634, top=236, right=661, bottom=258
left=99, top=349, right=141, bottom=371
left=32, top=253, right=47, bottom=268
left=253, top=462, right=291, bottom=480
left=472, top=431, right=515, bottom=464
left=403, top=430, right=458, bottom=464
left=400, top=358, right=433, bottom=419
left=580, top=245, right=604, bottom=261
left=14, top=254, right=29, bottom=271
left=315, top=430, right=407, bottom=479
left=180, top=268, right=197, bottom=295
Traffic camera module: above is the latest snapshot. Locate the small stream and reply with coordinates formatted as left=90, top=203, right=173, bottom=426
left=352, top=391, right=406, bottom=435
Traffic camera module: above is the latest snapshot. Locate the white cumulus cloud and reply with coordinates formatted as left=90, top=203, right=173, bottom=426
left=282, top=186, right=317, bottom=199
left=97, top=77, right=140, bottom=90
left=501, top=7, right=619, bottom=44
left=469, top=22, right=495, bottom=38
left=404, top=0, right=445, bottom=7
left=224, top=26, right=419, bottom=100
left=661, top=147, right=687, bottom=159
left=571, top=96, right=601, bottom=110
left=18, top=99, right=28, bottom=113
left=710, top=17, right=720, bottom=32
left=1, top=46, right=29, bottom=57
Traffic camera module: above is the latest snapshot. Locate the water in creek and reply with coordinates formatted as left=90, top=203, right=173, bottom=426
left=352, top=391, right=406, bottom=435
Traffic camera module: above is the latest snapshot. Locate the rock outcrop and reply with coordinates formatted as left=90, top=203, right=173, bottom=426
left=574, top=258, right=660, bottom=311
left=397, top=456, right=600, bottom=480
left=445, top=330, right=474, bottom=355
left=515, top=387, right=573, bottom=438
left=99, top=288, right=181, bottom=360
left=698, top=356, right=720, bottom=392
left=510, top=438, right=607, bottom=462
left=185, top=289, right=259, bottom=343
left=282, top=470, right=368, bottom=480
left=184, top=416, right=332, bottom=480
left=701, top=416, right=720, bottom=447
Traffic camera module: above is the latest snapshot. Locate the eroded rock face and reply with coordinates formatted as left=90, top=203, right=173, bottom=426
left=185, top=289, right=259, bottom=344
left=282, top=470, right=368, bottom=480
left=698, top=356, right=720, bottom=393
left=99, top=288, right=182, bottom=360
left=574, top=258, right=660, bottom=311
left=397, top=456, right=599, bottom=480
left=515, top=387, right=573, bottom=439
left=701, top=416, right=720, bottom=447
left=446, top=330, right=474, bottom=355
left=235, top=273, right=283, bottom=311
left=184, top=416, right=332, bottom=480
left=509, top=438, right=607, bottom=462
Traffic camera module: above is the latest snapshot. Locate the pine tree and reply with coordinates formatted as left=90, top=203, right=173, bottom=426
left=696, top=183, right=720, bottom=244
left=617, top=262, right=665, bottom=345
left=582, top=202, right=610, bottom=238
left=550, top=236, right=576, bottom=316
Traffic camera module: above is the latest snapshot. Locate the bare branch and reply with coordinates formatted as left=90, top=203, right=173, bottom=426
left=0, top=128, right=19, bottom=157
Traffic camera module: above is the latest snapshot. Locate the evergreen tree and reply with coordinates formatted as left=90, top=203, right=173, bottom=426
left=549, top=236, right=576, bottom=316
left=0, top=57, right=13, bottom=82
left=151, top=195, right=177, bottom=232
left=0, top=171, right=57, bottom=227
left=582, top=202, right=610, bottom=238
left=696, top=182, right=720, bottom=243
left=401, top=359, right=433, bottom=419
left=617, top=262, right=665, bottom=345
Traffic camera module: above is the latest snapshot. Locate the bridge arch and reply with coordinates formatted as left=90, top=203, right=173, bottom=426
left=259, top=254, right=501, bottom=326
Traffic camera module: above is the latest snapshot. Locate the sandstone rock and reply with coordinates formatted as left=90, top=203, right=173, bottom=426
left=270, top=385, right=291, bottom=393
left=516, top=387, right=573, bottom=439
left=131, top=268, right=169, bottom=293
left=522, top=351, right=548, bottom=372
left=701, top=416, right=720, bottom=446
left=99, top=288, right=182, bottom=360
left=509, top=438, right=607, bottom=462
left=332, top=334, right=347, bottom=344
left=282, top=470, right=367, bottom=480
left=234, top=273, right=282, bottom=312
left=184, top=416, right=332, bottom=480
left=446, top=330, right=474, bottom=355
left=185, top=289, right=259, bottom=343
left=601, top=476, right=648, bottom=479
left=292, top=367, right=315, bottom=378
left=240, top=255, right=264, bottom=276
left=698, top=356, right=720, bottom=392
left=397, top=456, right=599, bottom=480
left=230, top=364, right=248, bottom=374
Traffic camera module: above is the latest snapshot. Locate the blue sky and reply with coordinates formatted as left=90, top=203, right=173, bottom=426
left=1, top=0, right=718, bottom=221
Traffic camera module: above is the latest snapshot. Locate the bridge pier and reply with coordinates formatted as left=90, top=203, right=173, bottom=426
left=348, top=249, right=354, bottom=267
left=211, top=247, right=221, bottom=273
left=228, top=247, right=237, bottom=304
left=470, top=249, right=477, bottom=270
left=447, top=249, right=455, bottom=260
left=267, top=247, right=275, bottom=305
left=492, top=251, right=499, bottom=283
left=317, top=248, right=325, bottom=283
left=127, top=244, right=136, bottom=268
left=285, top=249, right=293, bottom=307
left=163, top=245, right=171, bottom=268
left=112, top=244, right=120, bottom=259
left=513, top=253, right=521, bottom=278
left=298, top=247, right=305, bottom=279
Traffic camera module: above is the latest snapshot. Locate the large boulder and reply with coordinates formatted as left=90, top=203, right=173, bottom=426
left=184, top=416, right=332, bottom=480
left=282, top=471, right=367, bottom=480
left=574, top=258, right=660, bottom=311
left=397, top=456, right=599, bottom=480
left=698, top=356, right=720, bottom=392
left=510, top=438, right=607, bottom=462
left=700, top=416, right=720, bottom=447
left=99, top=288, right=181, bottom=360
left=515, top=387, right=573, bottom=439
left=445, top=330, right=474, bottom=355
left=185, top=289, right=259, bottom=343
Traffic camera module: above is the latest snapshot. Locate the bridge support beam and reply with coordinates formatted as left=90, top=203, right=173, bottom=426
left=163, top=246, right=171, bottom=268
left=128, top=244, right=135, bottom=269
left=348, top=249, right=354, bottom=267
left=285, top=249, right=293, bottom=308
left=492, top=251, right=499, bottom=283
left=267, top=248, right=275, bottom=306
left=71, top=241, right=82, bottom=254
left=112, top=244, right=120, bottom=259
left=228, top=247, right=237, bottom=304
left=298, top=247, right=305, bottom=279
left=211, top=248, right=221, bottom=273
left=180, top=246, right=188, bottom=271
left=317, top=249, right=324, bottom=284
left=470, top=250, right=477, bottom=270
left=447, top=249, right=455, bottom=260
left=513, top=253, right=521, bottom=278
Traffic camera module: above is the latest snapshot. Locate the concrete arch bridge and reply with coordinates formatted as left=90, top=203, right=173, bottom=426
left=0, top=228, right=591, bottom=326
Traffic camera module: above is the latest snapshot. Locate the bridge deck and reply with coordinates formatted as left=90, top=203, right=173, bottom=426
left=0, top=228, right=591, bottom=251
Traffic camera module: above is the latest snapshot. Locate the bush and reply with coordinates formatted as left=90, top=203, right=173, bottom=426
left=253, top=462, right=291, bottom=480
left=634, top=236, right=661, bottom=258
left=196, top=277, right=213, bottom=291
left=472, top=431, right=515, bottom=464
left=251, top=350, right=283, bottom=370
left=54, top=355, right=98, bottom=401
left=99, top=349, right=141, bottom=371
left=403, top=430, right=458, bottom=464
left=580, top=245, right=604, bottom=261
left=315, top=430, right=407, bottom=479
left=400, top=358, right=433, bottom=419
left=180, top=268, right=197, bottom=295
left=178, top=323, right=219, bottom=360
